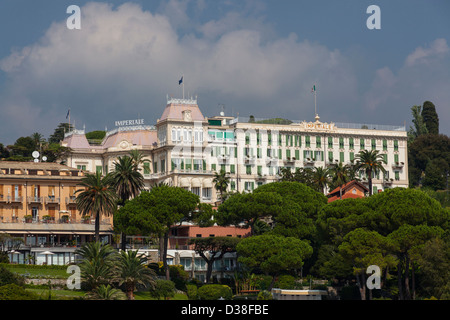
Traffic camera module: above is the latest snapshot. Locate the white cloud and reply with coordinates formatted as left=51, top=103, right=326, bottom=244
left=0, top=1, right=360, bottom=144
left=405, top=38, right=449, bottom=67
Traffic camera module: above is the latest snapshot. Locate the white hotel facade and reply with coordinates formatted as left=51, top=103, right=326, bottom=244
left=61, top=97, right=408, bottom=203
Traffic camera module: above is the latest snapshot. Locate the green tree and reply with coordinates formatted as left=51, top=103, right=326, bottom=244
left=329, top=162, right=351, bottom=199
left=421, top=100, right=439, bottom=135
left=388, top=224, right=444, bottom=300
left=414, top=238, right=450, bottom=299
left=216, top=191, right=283, bottom=235
left=113, top=250, right=157, bottom=300
left=108, top=155, right=145, bottom=250
left=338, top=228, right=396, bottom=300
left=190, top=236, right=241, bottom=283
left=75, top=172, right=118, bottom=242
left=311, top=167, right=331, bottom=194
left=213, top=169, right=230, bottom=203
left=355, top=150, right=387, bottom=196
left=408, top=105, right=428, bottom=141
left=85, top=284, right=126, bottom=300
left=75, top=242, right=118, bottom=291
left=149, top=279, right=176, bottom=300
left=408, top=133, right=450, bottom=189
left=48, top=122, right=73, bottom=144
left=114, top=185, right=199, bottom=280
left=237, top=234, right=313, bottom=290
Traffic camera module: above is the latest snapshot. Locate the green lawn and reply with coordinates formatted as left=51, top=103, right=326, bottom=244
left=3, top=264, right=69, bottom=279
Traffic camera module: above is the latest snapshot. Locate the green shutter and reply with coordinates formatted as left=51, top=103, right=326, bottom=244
left=295, top=149, right=300, bottom=160
left=230, top=164, right=235, bottom=174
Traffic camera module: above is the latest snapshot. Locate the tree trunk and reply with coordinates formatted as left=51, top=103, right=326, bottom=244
left=404, top=255, right=411, bottom=300
left=126, top=283, right=135, bottom=300
left=163, top=231, right=170, bottom=280
left=412, top=262, right=416, bottom=300
left=397, top=260, right=403, bottom=300
left=95, top=212, right=100, bottom=242
left=268, top=275, right=277, bottom=291
left=356, top=273, right=367, bottom=300
left=368, top=172, right=373, bottom=196
left=121, top=233, right=126, bottom=251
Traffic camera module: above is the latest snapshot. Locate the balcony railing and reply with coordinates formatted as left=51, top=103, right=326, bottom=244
left=27, top=196, right=43, bottom=204
left=44, top=196, right=60, bottom=204
left=7, top=196, right=23, bottom=203
left=65, top=196, right=77, bottom=204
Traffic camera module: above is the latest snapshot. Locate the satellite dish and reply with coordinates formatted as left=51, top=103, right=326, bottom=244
left=32, top=151, right=39, bottom=159
left=42, top=156, right=47, bottom=162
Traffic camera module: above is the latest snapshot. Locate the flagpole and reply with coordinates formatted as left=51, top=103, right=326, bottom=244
left=182, top=74, right=185, bottom=99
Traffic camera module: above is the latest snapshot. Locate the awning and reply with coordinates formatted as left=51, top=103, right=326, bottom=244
left=191, top=178, right=201, bottom=187
left=179, top=178, right=190, bottom=187
left=202, top=179, right=213, bottom=188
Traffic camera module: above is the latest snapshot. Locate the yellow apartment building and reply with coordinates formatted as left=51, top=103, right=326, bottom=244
left=0, top=161, right=113, bottom=264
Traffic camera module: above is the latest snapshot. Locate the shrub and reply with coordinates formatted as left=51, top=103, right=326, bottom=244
left=149, top=279, right=176, bottom=300
left=0, top=265, right=25, bottom=287
left=186, top=284, right=198, bottom=300
left=257, top=290, right=273, bottom=300
left=197, top=284, right=232, bottom=300
left=0, top=284, right=39, bottom=300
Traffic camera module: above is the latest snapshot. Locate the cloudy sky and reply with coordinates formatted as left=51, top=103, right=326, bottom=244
left=0, top=0, right=449, bottom=145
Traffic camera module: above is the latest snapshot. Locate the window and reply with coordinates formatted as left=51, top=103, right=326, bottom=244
left=257, top=132, right=261, bottom=145
left=349, top=138, right=354, bottom=150
left=394, top=154, right=399, bottom=163
left=257, top=166, right=262, bottom=176
left=245, top=134, right=250, bottom=145
left=394, top=140, right=399, bottom=151
left=211, top=164, right=216, bottom=171
left=230, top=181, right=236, bottom=190
left=328, top=137, right=333, bottom=148
left=350, top=152, right=354, bottom=162
left=286, top=149, right=291, bottom=159
left=230, top=164, right=235, bottom=174
left=96, top=166, right=102, bottom=175
left=143, top=162, right=150, bottom=174
left=360, top=139, right=365, bottom=150
left=371, top=139, right=376, bottom=150
left=191, top=187, right=200, bottom=196
left=383, top=139, right=387, bottom=151
left=395, top=171, right=400, bottom=181
left=316, top=136, right=321, bottom=148
left=328, top=151, right=333, bottom=162
left=244, top=182, right=254, bottom=191
left=246, top=165, right=252, bottom=175
left=305, top=136, right=311, bottom=148
left=295, top=150, right=300, bottom=160
left=278, top=149, right=282, bottom=159
left=339, top=137, right=344, bottom=149
left=268, top=133, right=272, bottom=146
left=77, top=165, right=86, bottom=171
left=340, top=152, right=344, bottom=163
left=202, top=188, right=211, bottom=200
left=383, top=154, right=388, bottom=164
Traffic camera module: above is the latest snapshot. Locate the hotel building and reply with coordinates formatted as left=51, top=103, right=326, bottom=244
left=0, top=161, right=113, bottom=264
left=62, top=96, right=409, bottom=202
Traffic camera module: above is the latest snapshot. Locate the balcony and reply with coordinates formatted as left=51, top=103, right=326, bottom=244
left=7, top=196, right=23, bottom=203
left=303, top=158, right=315, bottom=166
left=392, top=162, right=404, bottom=169
left=217, top=154, right=230, bottom=164
left=44, top=196, right=60, bottom=204
left=283, top=157, right=296, bottom=164
left=244, top=155, right=255, bottom=164
left=27, top=196, right=43, bottom=204
left=65, top=196, right=77, bottom=205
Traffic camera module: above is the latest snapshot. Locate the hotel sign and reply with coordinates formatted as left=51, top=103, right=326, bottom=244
left=115, top=119, right=145, bottom=128
left=302, top=121, right=335, bottom=131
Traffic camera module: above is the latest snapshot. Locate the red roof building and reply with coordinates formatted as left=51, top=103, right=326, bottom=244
left=327, top=180, right=369, bottom=202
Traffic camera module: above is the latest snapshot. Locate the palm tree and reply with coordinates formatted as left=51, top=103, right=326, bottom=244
left=108, top=155, right=144, bottom=205
left=129, top=149, right=145, bottom=170
left=85, top=284, right=126, bottom=300
left=213, top=170, right=230, bottom=203
left=330, top=162, right=350, bottom=199
left=311, top=167, right=331, bottom=194
left=74, top=242, right=118, bottom=290
left=108, top=155, right=145, bottom=250
left=75, top=172, right=118, bottom=242
left=355, top=149, right=387, bottom=196
left=113, top=250, right=157, bottom=300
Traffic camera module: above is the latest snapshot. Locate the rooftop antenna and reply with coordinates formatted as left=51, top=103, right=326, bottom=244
left=219, top=103, right=225, bottom=116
